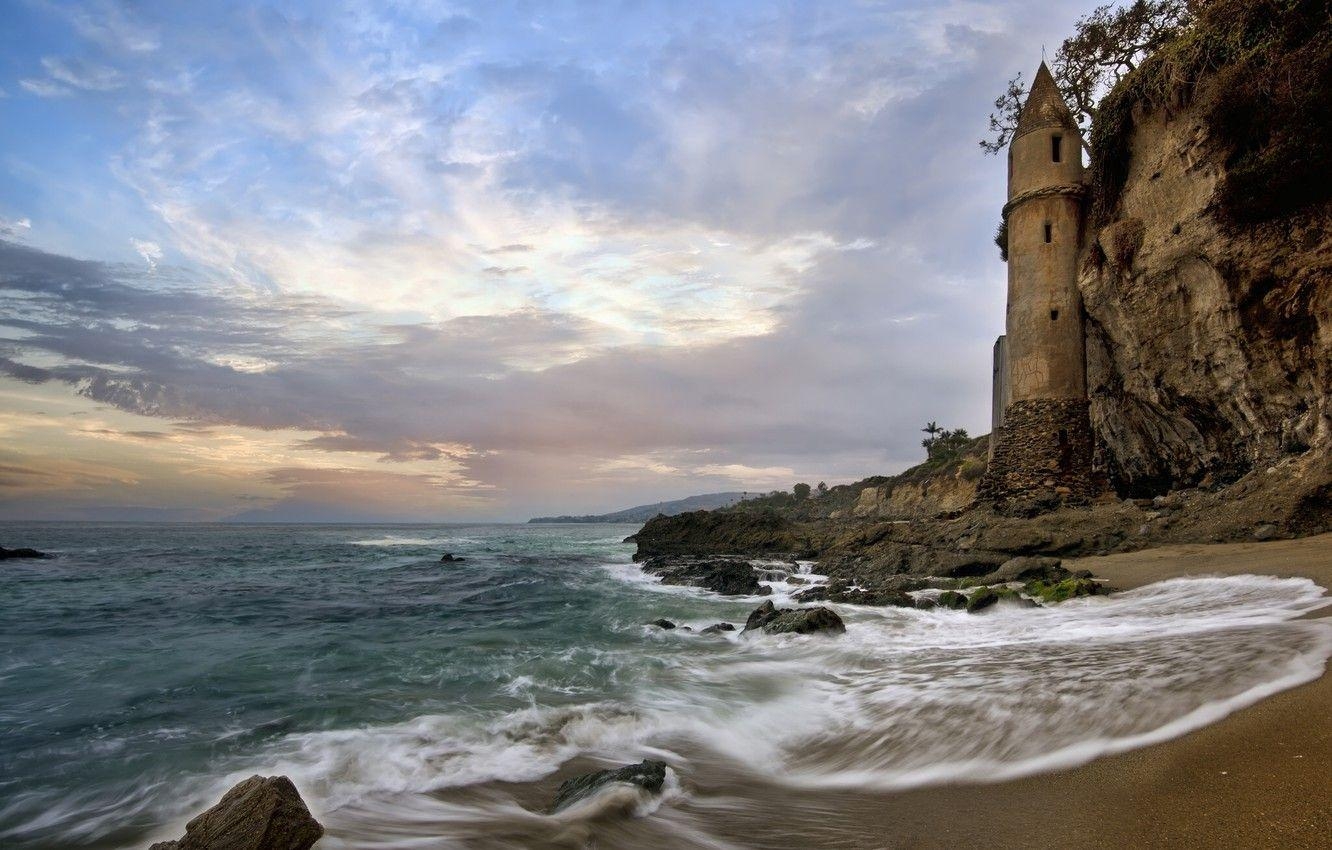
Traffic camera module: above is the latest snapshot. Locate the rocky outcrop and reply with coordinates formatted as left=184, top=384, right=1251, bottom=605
left=794, top=578, right=917, bottom=607
left=634, top=510, right=812, bottom=559
left=982, top=555, right=1069, bottom=584
left=550, top=760, right=668, bottom=814
left=0, top=547, right=51, bottom=559
left=638, top=556, right=770, bottom=596
left=742, top=600, right=845, bottom=635
left=148, top=775, right=322, bottom=850
left=1083, top=46, right=1331, bottom=496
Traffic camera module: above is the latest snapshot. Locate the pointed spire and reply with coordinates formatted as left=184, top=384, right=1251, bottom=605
left=1015, top=62, right=1079, bottom=141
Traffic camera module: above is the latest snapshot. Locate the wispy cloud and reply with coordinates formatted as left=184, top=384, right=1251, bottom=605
left=0, top=0, right=1099, bottom=519
left=130, top=238, right=162, bottom=270
left=0, top=218, right=31, bottom=238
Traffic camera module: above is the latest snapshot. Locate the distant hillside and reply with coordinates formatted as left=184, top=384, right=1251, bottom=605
left=528, top=492, right=747, bottom=524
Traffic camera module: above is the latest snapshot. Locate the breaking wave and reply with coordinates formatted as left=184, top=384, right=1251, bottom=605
left=203, top=575, right=1329, bottom=848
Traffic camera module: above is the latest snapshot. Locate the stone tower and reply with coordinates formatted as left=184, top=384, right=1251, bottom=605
left=980, top=62, right=1096, bottom=502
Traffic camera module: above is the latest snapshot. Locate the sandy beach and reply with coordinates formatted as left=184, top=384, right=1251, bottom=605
left=546, top=534, right=1332, bottom=850
left=818, top=534, right=1332, bottom=849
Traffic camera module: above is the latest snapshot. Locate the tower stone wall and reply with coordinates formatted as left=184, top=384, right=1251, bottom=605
left=980, top=63, right=1098, bottom=504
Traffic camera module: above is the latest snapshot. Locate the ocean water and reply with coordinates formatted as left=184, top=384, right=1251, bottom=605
left=1, top=522, right=1329, bottom=849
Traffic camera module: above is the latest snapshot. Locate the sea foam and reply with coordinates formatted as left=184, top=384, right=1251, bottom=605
left=184, top=572, right=1331, bottom=849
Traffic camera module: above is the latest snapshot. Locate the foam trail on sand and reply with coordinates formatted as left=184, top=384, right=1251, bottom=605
left=178, top=574, right=1331, bottom=848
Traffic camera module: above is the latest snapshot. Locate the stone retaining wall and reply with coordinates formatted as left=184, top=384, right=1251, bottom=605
left=979, top=398, right=1098, bottom=502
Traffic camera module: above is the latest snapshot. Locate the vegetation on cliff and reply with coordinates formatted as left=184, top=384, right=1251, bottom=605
left=982, top=0, right=1193, bottom=154
left=1091, top=0, right=1332, bottom=225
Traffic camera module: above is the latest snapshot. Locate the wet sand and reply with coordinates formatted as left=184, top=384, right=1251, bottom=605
left=823, top=534, right=1332, bottom=850
left=685, top=534, right=1332, bottom=850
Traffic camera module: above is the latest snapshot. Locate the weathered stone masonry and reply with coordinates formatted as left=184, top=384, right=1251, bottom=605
left=978, top=398, right=1097, bottom=501
left=980, top=61, right=1100, bottom=502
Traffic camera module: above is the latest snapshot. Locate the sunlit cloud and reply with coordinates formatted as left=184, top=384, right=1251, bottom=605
left=130, top=238, right=162, bottom=270
left=0, top=0, right=1099, bottom=520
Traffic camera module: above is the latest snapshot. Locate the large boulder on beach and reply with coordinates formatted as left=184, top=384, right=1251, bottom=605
left=0, top=547, right=51, bottom=560
left=148, top=775, right=323, bottom=850
left=550, top=759, right=668, bottom=814
left=741, top=600, right=845, bottom=635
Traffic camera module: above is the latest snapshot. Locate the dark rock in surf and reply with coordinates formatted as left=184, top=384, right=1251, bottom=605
left=647, top=619, right=676, bottom=629
left=1022, top=576, right=1106, bottom=603
left=786, top=575, right=807, bottom=585
left=741, top=599, right=844, bottom=635
left=744, top=599, right=781, bottom=631
left=966, top=587, right=999, bottom=613
left=765, top=607, right=845, bottom=635
left=700, top=622, right=735, bottom=634
left=0, top=547, right=51, bottom=560
left=794, top=580, right=915, bottom=607
left=147, top=775, right=322, bottom=850
left=439, top=553, right=465, bottom=563
left=792, top=584, right=829, bottom=602
left=550, top=759, right=668, bottom=814
left=936, top=590, right=968, bottom=610
left=639, top=556, right=769, bottom=596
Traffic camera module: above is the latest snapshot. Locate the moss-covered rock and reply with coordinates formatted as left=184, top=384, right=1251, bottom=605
left=966, top=587, right=999, bottom=613
left=1023, top=577, right=1105, bottom=603
left=937, top=590, right=968, bottom=610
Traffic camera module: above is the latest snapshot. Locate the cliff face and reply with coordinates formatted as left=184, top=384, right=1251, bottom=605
left=1083, top=76, right=1332, bottom=495
left=841, top=471, right=978, bottom=520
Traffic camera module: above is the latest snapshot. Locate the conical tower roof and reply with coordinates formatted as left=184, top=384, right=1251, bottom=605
left=1014, top=62, right=1079, bottom=141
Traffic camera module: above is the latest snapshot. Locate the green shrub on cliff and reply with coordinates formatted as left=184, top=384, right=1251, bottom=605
left=922, top=425, right=972, bottom=464
left=1091, top=0, right=1332, bottom=225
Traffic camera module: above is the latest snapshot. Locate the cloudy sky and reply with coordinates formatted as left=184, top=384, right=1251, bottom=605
left=0, top=0, right=1097, bottom=522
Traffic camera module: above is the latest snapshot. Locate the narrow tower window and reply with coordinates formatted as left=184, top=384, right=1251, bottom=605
left=1043, top=222, right=1053, bottom=243
left=1050, top=309, right=1059, bottom=321
left=1051, top=135, right=1063, bottom=163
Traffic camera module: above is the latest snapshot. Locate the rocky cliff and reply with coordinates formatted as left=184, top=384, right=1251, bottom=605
left=1083, top=0, right=1332, bottom=495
